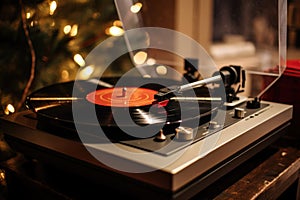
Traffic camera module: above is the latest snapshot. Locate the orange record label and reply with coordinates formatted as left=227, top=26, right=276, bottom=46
left=86, top=87, right=157, bottom=107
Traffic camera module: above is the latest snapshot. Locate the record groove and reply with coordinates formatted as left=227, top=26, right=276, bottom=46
left=26, top=77, right=219, bottom=138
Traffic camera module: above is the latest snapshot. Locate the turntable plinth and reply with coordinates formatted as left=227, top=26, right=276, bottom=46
left=0, top=100, right=293, bottom=199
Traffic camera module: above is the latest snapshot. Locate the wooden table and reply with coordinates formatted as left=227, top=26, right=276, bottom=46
left=0, top=130, right=299, bottom=200
left=194, top=132, right=300, bottom=200
left=215, top=147, right=300, bottom=199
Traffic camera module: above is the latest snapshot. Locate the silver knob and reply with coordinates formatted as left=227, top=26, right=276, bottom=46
left=234, top=107, right=246, bottom=119
left=208, top=121, right=220, bottom=129
left=175, top=126, right=194, bottom=141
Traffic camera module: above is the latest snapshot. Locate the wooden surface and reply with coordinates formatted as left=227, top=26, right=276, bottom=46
left=0, top=127, right=299, bottom=199
left=214, top=147, right=300, bottom=200
left=191, top=133, right=300, bottom=200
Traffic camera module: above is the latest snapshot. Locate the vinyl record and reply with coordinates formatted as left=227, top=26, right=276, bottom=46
left=26, top=76, right=220, bottom=138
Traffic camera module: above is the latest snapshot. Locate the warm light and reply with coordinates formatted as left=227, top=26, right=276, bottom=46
left=146, top=58, right=156, bottom=65
left=79, top=65, right=94, bottom=79
left=26, top=12, right=31, bottom=19
left=69, top=62, right=76, bottom=69
left=156, top=65, right=168, bottom=75
left=7, top=104, right=15, bottom=113
left=130, top=2, right=142, bottom=13
left=133, top=51, right=147, bottom=65
left=0, top=171, right=5, bottom=180
left=4, top=104, right=15, bottom=115
left=92, top=12, right=101, bottom=19
left=73, top=54, right=85, bottom=67
left=49, top=1, right=57, bottom=15
left=143, top=74, right=151, bottom=78
left=113, top=20, right=123, bottom=27
left=61, top=70, right=69, bottom=80
left=64, top=25, right=71, bottom=34
left=106, top=26, right=124, bottom=36
left=70, top=24, right=78, bottom=37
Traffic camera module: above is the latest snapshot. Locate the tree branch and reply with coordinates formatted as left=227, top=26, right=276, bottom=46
left=16, top=0, right=36, bottom=112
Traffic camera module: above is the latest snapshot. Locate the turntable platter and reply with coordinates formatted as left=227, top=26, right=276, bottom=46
left=25, top=77, right=218, bottom=138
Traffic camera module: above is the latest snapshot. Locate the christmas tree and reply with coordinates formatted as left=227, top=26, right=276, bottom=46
left=0, top=0, right=127, bottom=113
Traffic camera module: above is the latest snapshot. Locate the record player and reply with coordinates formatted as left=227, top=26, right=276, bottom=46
left=0, top=0, right=293, bottom=199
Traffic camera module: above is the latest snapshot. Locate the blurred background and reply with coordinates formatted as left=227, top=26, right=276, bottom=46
left=0, top=0, right=299, bottom=114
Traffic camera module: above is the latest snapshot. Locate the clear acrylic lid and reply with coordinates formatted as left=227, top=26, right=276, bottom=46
left=113, top=0, right=287, bottom=99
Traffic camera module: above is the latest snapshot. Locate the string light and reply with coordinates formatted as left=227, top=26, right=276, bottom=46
left=26, top=12, right=31, bottom=19
left=0, top=170, right=5, bottom=180
left=130, top=2, right=142, bottom=13
left=63, top=24, right=78, bottom=36
left=105, top=19, right=124, bottom=36
left=79, top=65, right=95, bottom=79
left=113, top=20, right=122, bottom=27
left=70, top=24, right=78, bottom=37
left=105, top=26, right=124, bottom=36
left=63, top=25, right=71, bottom=34
left=61, top=70, right=69, bottom=80
left=156, top=65, right=168, bottom=75
left=133, top=51, right=147, bottom=65
left=146, top=58, right=156, bottom=65
left=49, top=1, right=57, bottom=15
left=73, top=54, right=85, bottom=67
left=4, top=104, right=15, bottom=115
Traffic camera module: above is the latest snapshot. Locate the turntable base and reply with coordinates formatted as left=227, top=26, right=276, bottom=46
left=0, top=100, right=293, bottom=199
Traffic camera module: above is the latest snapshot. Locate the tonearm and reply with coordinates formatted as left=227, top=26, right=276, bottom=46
left=154, top=65, right=246, bottom=104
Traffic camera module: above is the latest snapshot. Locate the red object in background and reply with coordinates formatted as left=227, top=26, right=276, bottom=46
left=262, top=60, right=300, bottom=130
left=281, top=60, right=300, bottom=77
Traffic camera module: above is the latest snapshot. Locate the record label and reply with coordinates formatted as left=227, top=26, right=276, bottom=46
left=85, top=87, right=157, bottom=107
